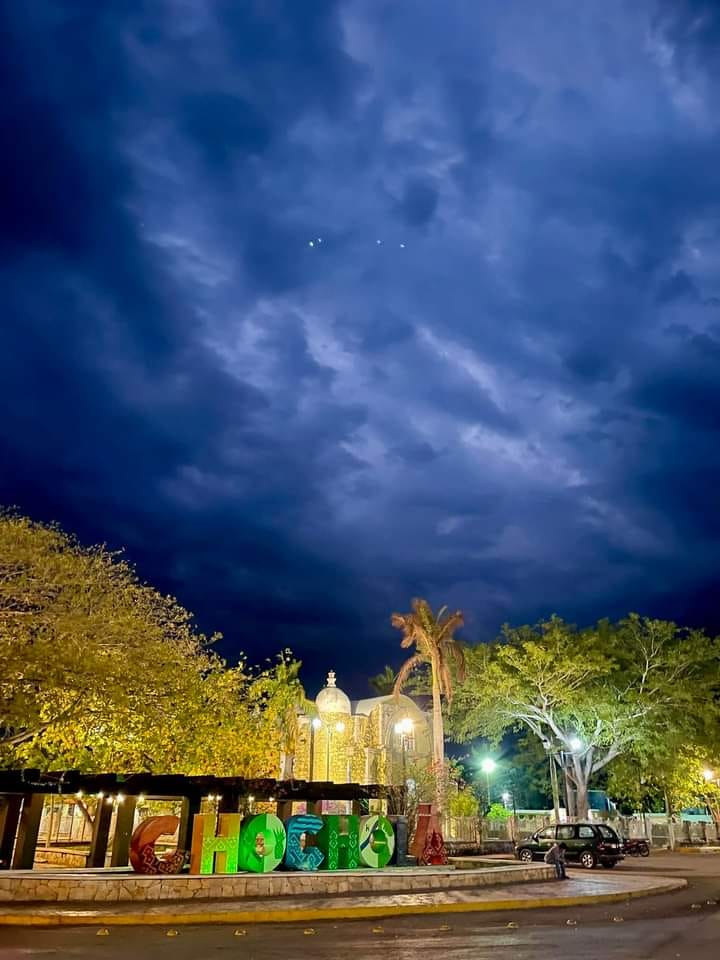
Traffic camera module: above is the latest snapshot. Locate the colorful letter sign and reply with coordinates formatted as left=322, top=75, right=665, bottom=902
left=237, top=813, right=287, bottom=873
left=315, top=815, right=361, bottom=870
left=129, top=816, right=185, bottom=875
left=284, top=814, right=325, bottom=871
left=190, top=813, right=242, bottom=875
left=183, top=808, right=402, bottom=877
left=358, top=815, right=395, bottom=868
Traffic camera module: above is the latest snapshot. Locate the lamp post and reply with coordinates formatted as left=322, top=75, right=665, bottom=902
left=326, top=721, right=345, bottom=781
left=394, top=717, right=413, bottom=783
left=309, top=717, right=321, bottom=780
left=480, top=758, right=496, bottom=809
left=542, top=739, right=561, bottom=822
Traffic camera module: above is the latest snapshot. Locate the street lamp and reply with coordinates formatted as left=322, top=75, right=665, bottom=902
left=394, top=717, right=413, bottom=782
left=309, top=717, right=322, bottom=780
left=480, top=757, right=496, bottom=807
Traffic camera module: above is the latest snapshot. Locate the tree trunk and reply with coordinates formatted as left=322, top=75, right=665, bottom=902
left=430, top=656, right=445, bottom=810
left=575, top=781, right=589, bottom=820
left=664, top=790, right=676, bottom=851
left=280, top=751, right=294, bottom=780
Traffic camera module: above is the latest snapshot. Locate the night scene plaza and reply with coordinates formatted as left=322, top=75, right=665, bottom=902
left=2, top=2, right=720, bottom=959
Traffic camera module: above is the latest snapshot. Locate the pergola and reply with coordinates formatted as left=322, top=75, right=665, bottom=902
left=0, top=769, right=398, bottom=871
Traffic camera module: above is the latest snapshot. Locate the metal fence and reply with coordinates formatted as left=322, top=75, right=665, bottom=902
left=442, top=813, right=720, bottom=848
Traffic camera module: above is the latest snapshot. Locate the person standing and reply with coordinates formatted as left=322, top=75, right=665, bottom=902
left=544, top=841, right=568, bottom=879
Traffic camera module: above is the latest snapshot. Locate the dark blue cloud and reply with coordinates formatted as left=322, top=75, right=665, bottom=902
left=2, top=0, right=720, bottom=697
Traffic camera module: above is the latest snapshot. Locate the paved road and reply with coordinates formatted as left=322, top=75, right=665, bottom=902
left=1, top=854, right=718, bottom=959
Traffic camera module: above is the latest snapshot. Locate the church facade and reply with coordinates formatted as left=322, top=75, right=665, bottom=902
left=293, top=671, right=433, bottom=786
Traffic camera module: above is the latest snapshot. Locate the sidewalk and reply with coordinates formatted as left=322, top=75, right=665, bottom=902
left=0, top=872, right=686, bottom=927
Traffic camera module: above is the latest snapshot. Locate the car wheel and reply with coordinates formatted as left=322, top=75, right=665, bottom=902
left=580, top=850, right=597, bottom=869
left=519, top=848, right=534, bottom=863
left=601, top=861, right=616, bottom=868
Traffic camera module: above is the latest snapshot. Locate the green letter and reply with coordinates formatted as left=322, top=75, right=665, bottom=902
left=359, top=815, right=395, bottom=868
left=190, top=813, right=241, bottom=875
left=237, top=814, right=287, bottom=873
left=316, top=815, right=360, bottom=870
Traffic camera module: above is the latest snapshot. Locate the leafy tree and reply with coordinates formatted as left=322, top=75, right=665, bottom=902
left=447, top=784, right=480, bottom=818
left=451, top=615, right=720, bottom=819
left=0, top=510, right=307, bottom=777
left=0, top=511, right=219, bottom=763
left=391, top=599, right=465, bottom=809
left=608, top=742, right=720, bottom=832
left=251, top=651, right=316, bottom=779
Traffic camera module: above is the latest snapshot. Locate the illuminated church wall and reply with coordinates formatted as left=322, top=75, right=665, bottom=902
left=292, top=671, right=432, bottom=786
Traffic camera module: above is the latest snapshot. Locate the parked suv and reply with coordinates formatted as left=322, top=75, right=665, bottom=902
left=515, top=822, right=624, bottom=870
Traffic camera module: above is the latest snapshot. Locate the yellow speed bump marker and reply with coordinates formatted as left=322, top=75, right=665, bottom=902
left=372, top=926, right=384, bottom=934
left=234, top=929, right=247, bottom=936
left=303, top=928, right=316, bottom=935
left=96, top=929, right=110, bottom=937
left=166, top=930, right=179, bottom=937
left=506, top=921, right=519, bottom=929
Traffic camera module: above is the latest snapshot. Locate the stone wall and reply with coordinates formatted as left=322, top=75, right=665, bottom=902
left=0, top=861, right=554, bottom=903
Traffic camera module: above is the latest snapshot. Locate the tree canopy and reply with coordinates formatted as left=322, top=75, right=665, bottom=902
left=0, top=511, right=301, bottom=776
left=450, top=614, right=720, bottom=818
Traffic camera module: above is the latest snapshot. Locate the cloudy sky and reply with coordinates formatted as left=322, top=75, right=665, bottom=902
left=2, top=0, right=719, bottom=694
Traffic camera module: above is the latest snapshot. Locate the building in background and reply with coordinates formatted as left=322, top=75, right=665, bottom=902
left=293, top=671, right=432, bottom=785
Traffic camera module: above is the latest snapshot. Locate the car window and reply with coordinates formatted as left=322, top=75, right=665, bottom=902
left=578, top=826, right=595, bottom=838
left=537, top=827, right=555, bottom=839
left=556, top=825, right=575, bottom=840
left=597, top=825, right=618, bottom=840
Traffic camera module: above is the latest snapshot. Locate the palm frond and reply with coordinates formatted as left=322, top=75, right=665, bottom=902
left=392, top=654, right=424, bottom=698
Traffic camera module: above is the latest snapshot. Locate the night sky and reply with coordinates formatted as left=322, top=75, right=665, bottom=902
left=2, top=1, right=720, bottom=696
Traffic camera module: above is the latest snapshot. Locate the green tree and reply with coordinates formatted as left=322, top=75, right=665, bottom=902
left=0, top=510, right=308, bottom=778
left=0, top=511, right=219, bottom=764
left=451, top=615, right=720, bottom=819
left=391, top=598, right=465, bottom=807
left=252, top=651, right=316, bottom=779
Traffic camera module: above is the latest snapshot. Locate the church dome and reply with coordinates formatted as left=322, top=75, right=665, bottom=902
left=316, top=670, right=351, bottom=715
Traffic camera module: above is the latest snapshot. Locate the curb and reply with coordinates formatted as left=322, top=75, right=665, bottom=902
left=0, top=878, right=687, bottom=927
left=676, top=847, right=720, bottom=854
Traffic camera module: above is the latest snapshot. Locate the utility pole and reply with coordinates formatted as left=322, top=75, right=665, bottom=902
left=543, top=740, right=561, bottom=822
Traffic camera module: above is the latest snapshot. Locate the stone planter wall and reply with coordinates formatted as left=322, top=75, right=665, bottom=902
left=0, top=862, right=554, bottom=903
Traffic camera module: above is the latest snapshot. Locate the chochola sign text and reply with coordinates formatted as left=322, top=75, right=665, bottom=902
left=131, top=812, right=397, bottom=875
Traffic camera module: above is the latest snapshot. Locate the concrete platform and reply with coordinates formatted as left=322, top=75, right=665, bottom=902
left=0, top=871, right=686, bottom=926
left=0, top=861, right=553, bottom=904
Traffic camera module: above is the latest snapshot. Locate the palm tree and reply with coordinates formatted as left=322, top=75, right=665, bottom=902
left=391, top=598, right=465, bottom=799
left=369, top=665, right=397, bottom=696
